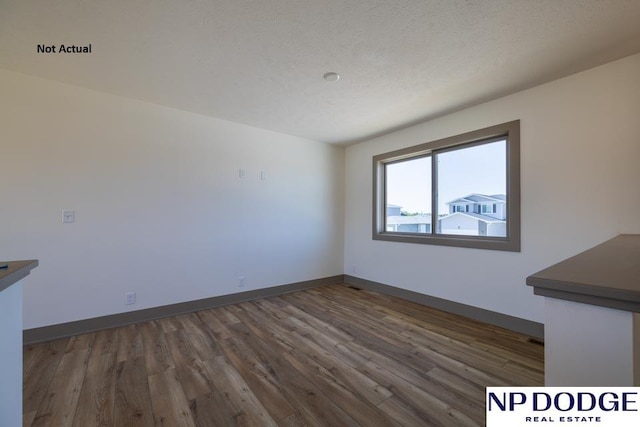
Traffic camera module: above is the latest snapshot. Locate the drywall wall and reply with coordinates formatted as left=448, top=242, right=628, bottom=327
left=544, top=298, right=634, bottom=386
left=345, top=53, right=640, bottom=323
left=0, top=70, right=344, bottom=329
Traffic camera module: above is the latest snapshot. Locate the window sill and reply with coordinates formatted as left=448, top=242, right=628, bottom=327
left=373, top=232, right=520, bottom=252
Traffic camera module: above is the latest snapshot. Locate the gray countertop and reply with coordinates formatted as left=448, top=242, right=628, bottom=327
left=0, top=260, right=39, bottom=293
left=526, top=234, right=640, bottom=312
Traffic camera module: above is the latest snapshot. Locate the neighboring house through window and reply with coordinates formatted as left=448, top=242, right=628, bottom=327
left=440, top=194, right=506, bottom=236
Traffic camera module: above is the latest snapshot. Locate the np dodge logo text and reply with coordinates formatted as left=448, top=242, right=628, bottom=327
left=486, top=387, right=640, bottom=427
left=488, top=392, right=639, bottom=412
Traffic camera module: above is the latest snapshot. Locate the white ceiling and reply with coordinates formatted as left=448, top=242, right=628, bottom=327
left=2, top=0, right=640, bottom=145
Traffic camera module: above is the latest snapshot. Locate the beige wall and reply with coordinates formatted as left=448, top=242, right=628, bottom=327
left=0, top=70, right=345, bottom=329
left=344, top=53, right=640, bottom=323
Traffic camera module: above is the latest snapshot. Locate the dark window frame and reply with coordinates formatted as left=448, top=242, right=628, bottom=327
left=372, top=120, right=520, bottom=252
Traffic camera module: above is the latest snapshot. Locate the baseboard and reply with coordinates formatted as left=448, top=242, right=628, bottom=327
left=23, top=275, right=344, bottom=345
left=343, top=275, right=544, bottom=339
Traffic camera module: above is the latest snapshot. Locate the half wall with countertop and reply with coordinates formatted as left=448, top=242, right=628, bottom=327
left=527, top=235, right=640, bottom=386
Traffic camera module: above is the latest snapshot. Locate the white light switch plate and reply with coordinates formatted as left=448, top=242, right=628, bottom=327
left=62, top=210, right=75, bottom=223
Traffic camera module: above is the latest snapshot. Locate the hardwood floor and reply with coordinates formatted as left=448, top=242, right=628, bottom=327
left=23, top=284, right=544, bottom=426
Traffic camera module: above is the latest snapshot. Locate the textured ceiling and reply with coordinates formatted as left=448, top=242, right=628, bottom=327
left=2, top=0, right=640, bottom=145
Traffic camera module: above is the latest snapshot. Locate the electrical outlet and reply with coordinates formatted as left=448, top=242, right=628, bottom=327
left=126, top=292, right=136, bottom=305
left=238, top=276, right=246, bottom=288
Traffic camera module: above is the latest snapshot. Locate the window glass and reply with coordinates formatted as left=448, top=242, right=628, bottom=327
left=385, top=156, right=431, bottom=234
left=436, top=140, right=506, bottom=237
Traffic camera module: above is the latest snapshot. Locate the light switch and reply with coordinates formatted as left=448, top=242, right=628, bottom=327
left=62, top=210, right=75, bottom=224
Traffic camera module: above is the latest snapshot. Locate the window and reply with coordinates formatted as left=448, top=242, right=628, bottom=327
left=372, top=120, right=520, bottom=251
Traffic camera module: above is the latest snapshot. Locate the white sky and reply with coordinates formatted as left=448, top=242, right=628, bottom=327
left=386, top=140, right=506, bottom=214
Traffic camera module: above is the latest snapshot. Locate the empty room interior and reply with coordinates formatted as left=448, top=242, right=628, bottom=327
left=2, top=1, right=640, bottom=426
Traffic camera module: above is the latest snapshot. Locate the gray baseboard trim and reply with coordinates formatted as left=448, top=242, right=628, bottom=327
left=343, top=275, right=544, bottom=339
left=24, top=275, right=344, bottom=345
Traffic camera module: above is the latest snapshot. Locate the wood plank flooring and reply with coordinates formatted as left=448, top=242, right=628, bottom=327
left=23, top=284, right=544, bottom=426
